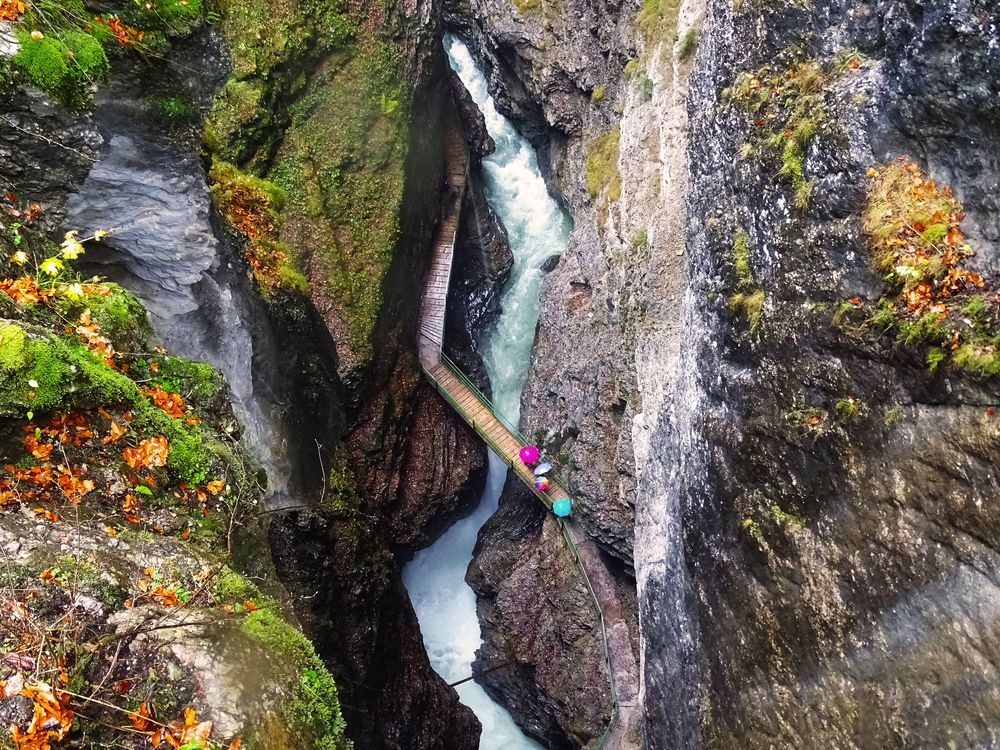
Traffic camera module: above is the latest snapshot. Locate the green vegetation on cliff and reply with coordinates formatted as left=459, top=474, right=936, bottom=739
left=725, top=58, right=835, bottom=210
left=585, top=128, right=622, bottom=201
left=727, top=228, right=765, bottom=333
left=850, top=158, right=1000, bottom=377
left=205, top=1, right=410, bottom=367
left=0, top=215, right=349, bottom=749
left=5, top=0, right=206, bottom=109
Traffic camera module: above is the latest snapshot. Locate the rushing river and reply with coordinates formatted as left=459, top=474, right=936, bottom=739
left=401, top=36, right=573, bottom=749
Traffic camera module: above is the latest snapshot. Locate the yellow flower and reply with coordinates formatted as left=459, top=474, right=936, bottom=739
left=64, top=283, right=84, bottom=300
left=92, top=229, right=109, bottom=242
left=60, top=230, right=85, bottom=259
left=30, top=30, right=43, bottom=40
left=40, top=257, right=64, bottom=276
left=10, top=250, right=28, bottom=265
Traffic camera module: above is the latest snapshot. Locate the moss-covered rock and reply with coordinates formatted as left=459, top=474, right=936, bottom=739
left=204, top=2, right=411, bottom=371
left=0, top=213, right=349, bottom=750
left=267, top=41, right=408, bottom=364
left=12, top=27, right=110, bottom=110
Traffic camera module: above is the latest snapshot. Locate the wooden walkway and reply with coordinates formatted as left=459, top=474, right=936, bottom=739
left=418, top=115, right=640, bottom=749
left=418, top=124, right=469, bottom=365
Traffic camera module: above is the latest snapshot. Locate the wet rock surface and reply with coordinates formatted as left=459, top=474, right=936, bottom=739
left=0, top=89, right=101, bottom=232
left=269, top=509, right=482, bottom=750
left=445, top=167, right=513, bottom=395
left=468, top=476, right=614, bottom=748
left=638, top=0, right=1000, bottom=746
left=64, top=52, right=312, bottom=504
left=450, top=67, right=496, bottom=159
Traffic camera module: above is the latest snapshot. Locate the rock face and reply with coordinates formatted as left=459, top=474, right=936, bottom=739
left=640, top=0, right=1000, bottom=746
left=269, top=508, right=481, bottom=750
left=449, top=0, right=1000, bottom=748
left=468, top=476, right=614, bottom=747
left=0, top=88, right=101, bottom=232
left=3, top=3, right=488, bottom=748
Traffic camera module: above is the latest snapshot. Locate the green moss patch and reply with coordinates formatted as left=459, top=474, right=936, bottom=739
left=638, top=0, right=682, bottom=44
left=267, top=40, right=408, bottom=362
left=122, top=0, right=204, bottom=37
left=727, top=229, right=765, bottom=334
left=13, top=27, right=109, bottom=110
left=0, top=331, right=139, bottom=417
left=203, top=0, right=354, bottom=167
left=242, top=610, right=350, bottom=750
left=584, top=128, right=622, bottom=201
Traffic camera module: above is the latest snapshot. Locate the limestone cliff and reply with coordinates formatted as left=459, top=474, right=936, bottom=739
left=445, top=0, right=1000, bottom=748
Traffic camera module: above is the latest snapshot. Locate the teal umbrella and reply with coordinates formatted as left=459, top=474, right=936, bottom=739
left=552, top=497, right=573, bottom=517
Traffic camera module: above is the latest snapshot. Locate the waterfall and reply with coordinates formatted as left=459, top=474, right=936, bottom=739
left=401, top=35, right=572, bottom=749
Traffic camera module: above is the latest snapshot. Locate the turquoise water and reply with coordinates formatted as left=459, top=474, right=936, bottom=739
left=400, top=35, right=572, bottom=749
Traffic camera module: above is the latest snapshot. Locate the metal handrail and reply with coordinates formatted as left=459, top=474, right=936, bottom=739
left=436, top=350, right=578, bottom=499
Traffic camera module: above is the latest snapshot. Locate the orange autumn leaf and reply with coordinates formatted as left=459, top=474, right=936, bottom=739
left=123, top=435, right=169, bottom=469
left=39, top=569, right=59, bottom=584
left=130, top=701, right=152, bottom=731
left=206, top=479, right=225, bottom=495
left=0, top=276, right=53, bottom=305
left=143, top=385, right=187, bottom=418
left=102, top=420, right=127, bottom=443
left=94, top=15, right=145, bottom=44
left=229, top=739, right=242, bottom=750
left=23, top=435, right=53, bottom=460
left=150, top=586, right=180, bottom=606
left=0, top=0, right=27, bottom=22
left=122, top=494, right=141, bottom=524
left=242, top=600, right=258, bottom=612
left=74, top=312, right=116, bottom=365
left=8, top=680, right=74, bottom=750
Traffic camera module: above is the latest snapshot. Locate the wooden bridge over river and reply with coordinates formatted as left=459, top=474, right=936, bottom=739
left=417, top=120, right=640, bottom=749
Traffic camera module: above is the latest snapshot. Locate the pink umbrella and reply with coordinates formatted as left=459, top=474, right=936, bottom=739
left=519, top=445, right=539, bottom=465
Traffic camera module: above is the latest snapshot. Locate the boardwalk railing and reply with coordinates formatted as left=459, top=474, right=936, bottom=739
left=417, top=110, right=630, bottom=748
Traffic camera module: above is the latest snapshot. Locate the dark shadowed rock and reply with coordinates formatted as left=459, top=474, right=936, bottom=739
left=269, top=509, right=482, bottom=750
left=467, top=475, right=614, bottom=748
left=450, top=67, right=495, bottom=159
left=445, top=168, right=514, bottom=396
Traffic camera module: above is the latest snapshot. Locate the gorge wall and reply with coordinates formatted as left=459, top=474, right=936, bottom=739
left=443, top=0, right=1000, bottom=748
left=1, top=1, right=488, bottom=748
left=2, top=0, right=999, bottom=747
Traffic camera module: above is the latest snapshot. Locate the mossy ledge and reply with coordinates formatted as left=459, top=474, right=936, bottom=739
left=0, top=218, right=349, bottom=749
left=205, top=2, right=409, bottom=370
